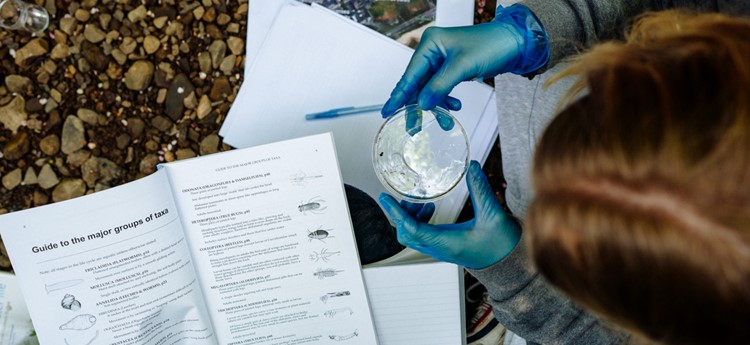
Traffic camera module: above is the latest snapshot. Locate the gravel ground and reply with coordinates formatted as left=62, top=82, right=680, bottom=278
left=0, top=0, right=501, bottom=271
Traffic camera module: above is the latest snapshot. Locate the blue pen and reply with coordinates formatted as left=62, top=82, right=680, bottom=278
left=305, top=103, right=385, bottom=120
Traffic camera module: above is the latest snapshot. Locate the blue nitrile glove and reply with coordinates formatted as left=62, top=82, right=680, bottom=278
left=381, top=4, right=550, bottom=118
left=378, top=160, right=521, bottom=269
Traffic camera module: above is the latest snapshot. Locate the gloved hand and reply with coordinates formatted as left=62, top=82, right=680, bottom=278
left=378, top=160, right=521, bottom=269
left=381, top=4, right=550, bottom=118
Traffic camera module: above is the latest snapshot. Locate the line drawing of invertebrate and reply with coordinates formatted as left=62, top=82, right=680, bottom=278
left=324, top=307, right=354, bottom=318
left=298, top=196, right=327, bottom=215
left=64, top=330, right=99, bottom=345
left=307, top=227, right=334, bottom=243
left=61, top=293, right=82, bottom=311
left=59, top=314, right=97, bottom=331
left=313, top=268, right=343, bottom=280
left=329, top=330, right=358, bottom=341
left=309, top=248, right=340, bottom=262
left=45, top=279, right=84, bottom=294
left=289, top=170, right=324, bottom=187
left=320, top=291, right=351, bottom=303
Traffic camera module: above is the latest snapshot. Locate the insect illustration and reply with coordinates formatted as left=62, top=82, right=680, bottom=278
left=289, top=171, right=324, bottom=187
left=298, top=196, right=327, bottom=215
left=307, top=227, right=334, bottom=243
left=329, top=330, right=358, bottom=341
left=314, top=268, right=343, bottom=280
left=309, top=248, right=340, bottom=262
left=324, top=307, right=354, bottom=318
left=320, top=291, right=351, bottom=304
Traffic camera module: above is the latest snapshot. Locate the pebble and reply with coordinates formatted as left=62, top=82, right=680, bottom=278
left=59, top=16, right=76, bottom=35
left=217, top=13, right=231, bottom=26
left=2, top=169, right=22, bottom=191
left=219, top=55, right=235, bottom=75
left=209, top=76, right=231, bottom=101
left=208, top=40, right=226, bottom=69
left=81, top=41, right=109, bottom=71
left=77, top=108, right=100, bottom=125
left=52, top=179, right=87, bottom=202
left=33, top=190, right=49, bottom=206
left=0, top=96, right=27, bottom=133
left=165, top=74, right=194, bottom=121
left=227, top=36, right=244, bottom=56
left=151, top=115, right=173, bottom=131
left=128, top=5, right=148, bottom=23
left=183, top=91, right=197, bottom=110
left=139, top=154, right=159, bottom=174
left=119, top=37, right=137, bottom=55
left=61, top=115, right=87, bottom=154
left=66, top=149, right=91, bottom=167
left=50, top=43, right=71, bottom=60
left=3, top=132, right=30, bottom=160
left=14, top=38, right=49, bottom=66
left=198, top=52, right=212, bottom=74
left=200, top=134, right=220, bottom=155
left=153, top=16, right=168, bottom=29
left=75, top=8, right=91, bottom=21
left=4, top=75, right=33, bottom=95
left=111, top=48, right=127, bottom=65
left=196, top=95, right=211, bottom=119
left=143, top=35, right=160, bottom=55
left=84, top=24, right=107, bottom=43
left=127, top=117, right=145, bottom=137
left=124, top=61, right=154, bottom=91
left=116, top=133, right=131, bottom=149
left=176, top=148, right=196, bottom=160
left=40, top=134, right=61, bottom=155
left=156, top=89, right=167, bottom=104
left=82, top=157, right=122, bottom=186
left=23, top=167, right=38, bottom=185
left=38, top=164, right=60, bottom=189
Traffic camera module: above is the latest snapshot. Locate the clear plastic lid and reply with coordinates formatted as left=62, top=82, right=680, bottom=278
left=373, top=105, right=470, bottom=202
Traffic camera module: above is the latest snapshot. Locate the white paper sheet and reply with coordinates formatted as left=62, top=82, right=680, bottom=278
left=363, top=262, right=465, bottom=345
left=222, top=2, right=498, bottom=224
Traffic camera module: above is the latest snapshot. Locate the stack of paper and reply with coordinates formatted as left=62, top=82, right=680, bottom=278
left=220, top=0, right=498, bottom=225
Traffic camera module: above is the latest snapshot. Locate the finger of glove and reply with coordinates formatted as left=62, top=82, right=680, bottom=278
left=379, top=193, right=443, bottom=249
left=383, top=41, right=444, bottom=117
left=405, top=107, right=422, bottom=136
left=418, top=59, right=473, bottom=111
left=440, top=96, right=462, bottom=111
left=466, top=160, right=503, bottom=221
left=398, top=200, right=435, bottom=223
left=433, top=107, right=455, bottom=131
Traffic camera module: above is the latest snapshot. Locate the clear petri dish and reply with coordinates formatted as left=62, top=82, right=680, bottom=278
left=373, top=105, right=470, bottom=202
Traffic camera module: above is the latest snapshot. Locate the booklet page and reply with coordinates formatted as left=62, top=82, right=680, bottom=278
left=163, top=133, right=378, bottom=345
left=0, top=172, right=216, bottom=345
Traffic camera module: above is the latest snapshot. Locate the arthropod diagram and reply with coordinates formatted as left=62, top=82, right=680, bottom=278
left=309, top=248, right=340, bottom=262
left=307, top=227, right=334, bottom=243
left=320, top=291, right=350, bottom=304
left=313, top=268, right=343, bottom=280
left=298, top=196, right=327, bottom=215
left=329, top=330, right=358, bottom=341
left=289, top=171, right=324, bottom=187
left=324, top=307, right=354, bottom=318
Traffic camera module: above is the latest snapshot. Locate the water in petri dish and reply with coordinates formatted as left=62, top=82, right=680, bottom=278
left=374, top=107, right=469, bottom=201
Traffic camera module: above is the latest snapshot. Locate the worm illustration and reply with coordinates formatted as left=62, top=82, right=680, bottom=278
left=320, top=291, right=350, bottom=303
left=329, top=330, right=358, bottom=341
left=314, top=268, right=343, bottom=280
left=45, top=279, right=84, bottom=294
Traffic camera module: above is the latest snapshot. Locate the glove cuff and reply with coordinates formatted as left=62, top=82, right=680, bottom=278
left=494, top=4, right=550, bottom=75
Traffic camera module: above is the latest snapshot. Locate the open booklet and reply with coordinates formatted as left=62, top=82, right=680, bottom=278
left=0, top=133, right=378, bottom=345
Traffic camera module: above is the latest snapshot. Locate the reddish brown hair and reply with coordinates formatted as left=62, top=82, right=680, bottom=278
left=527, top=11, right=750, bottom=345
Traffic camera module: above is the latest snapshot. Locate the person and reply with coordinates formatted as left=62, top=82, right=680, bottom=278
left=378, top=3, right=750, bottom=345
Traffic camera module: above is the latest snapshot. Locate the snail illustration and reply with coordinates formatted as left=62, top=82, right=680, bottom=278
left=61, top=294, right=81, bottom=311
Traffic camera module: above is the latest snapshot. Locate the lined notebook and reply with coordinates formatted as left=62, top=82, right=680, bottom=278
left=363, top=261, right=465, bottom=345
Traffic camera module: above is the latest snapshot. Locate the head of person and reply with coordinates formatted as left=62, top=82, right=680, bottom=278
left=526, top=10, right=750, bottom=345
